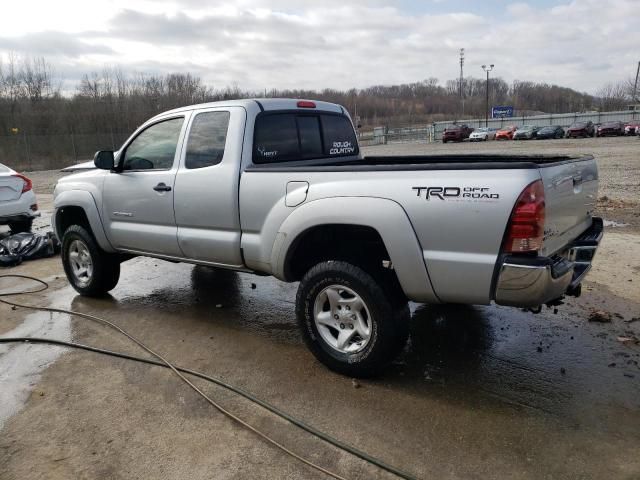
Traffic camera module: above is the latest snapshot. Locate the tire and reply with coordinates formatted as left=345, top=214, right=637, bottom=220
left=8, top=218, right=33, bottom=233
left=296, top=261, right=410, bottom=378
left=61, top=225, right=120, bottom=296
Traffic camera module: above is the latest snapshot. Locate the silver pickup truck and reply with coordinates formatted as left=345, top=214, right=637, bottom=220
left=53, top=98, right=603, bottom=377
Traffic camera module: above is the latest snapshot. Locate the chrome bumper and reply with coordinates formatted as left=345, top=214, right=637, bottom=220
left=495, top=218, right=603, bottom=307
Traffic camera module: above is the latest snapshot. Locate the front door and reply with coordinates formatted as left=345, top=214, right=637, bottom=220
left=102, top=115, right=188, bottom=257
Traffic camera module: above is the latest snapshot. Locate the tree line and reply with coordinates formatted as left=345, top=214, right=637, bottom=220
left=0, top=54, right=636, bottom=168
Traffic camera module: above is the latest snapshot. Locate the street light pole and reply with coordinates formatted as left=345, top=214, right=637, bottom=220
left=481, top=64, right=494, bottom=127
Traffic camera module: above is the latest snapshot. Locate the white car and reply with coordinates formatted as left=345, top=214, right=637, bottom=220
left=0, top=163, right=39, bottom=233
left=469, top=127, right=497, bottom=141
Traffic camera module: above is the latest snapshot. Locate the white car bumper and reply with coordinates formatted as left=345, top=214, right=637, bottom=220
left=469, top=134, right=487, bottom=141
left=0, top=189, right=40, bottom=224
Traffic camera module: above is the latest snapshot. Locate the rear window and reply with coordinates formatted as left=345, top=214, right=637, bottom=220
left=253, top=113, right=358, bottom=164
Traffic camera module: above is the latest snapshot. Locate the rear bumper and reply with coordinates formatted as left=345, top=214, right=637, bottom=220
left=0, top=190, right=40, bottom=224
left=494, top=218, right=603, bottom=307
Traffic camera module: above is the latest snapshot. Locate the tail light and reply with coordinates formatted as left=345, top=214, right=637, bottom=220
left=503, top=179, right=545, bottom=253
left=13, top=174, right=32, bottom=193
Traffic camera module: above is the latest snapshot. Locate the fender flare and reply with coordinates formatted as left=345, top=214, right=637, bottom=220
left=272, top=196, right=438, bottom=303
left=53, top=190, right=115, bottom=253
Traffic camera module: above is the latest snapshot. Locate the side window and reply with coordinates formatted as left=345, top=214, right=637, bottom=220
left=122, top=117, right=184, bottom=171
left=185, top=112, right=230, bottom=169
left=321, top=115, right=358, bottom=157
left=253, top=114, right=299, bottom=163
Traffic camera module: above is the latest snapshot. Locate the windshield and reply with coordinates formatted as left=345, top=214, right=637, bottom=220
left=475, top=128, right=489, bottom=132
left=539, top=126, right=555, bottom=132
left=445, top=124, right=460, bottom=130
left=602, top=122, right=619, bottom=127
left=571, top=122, right=586, bottom=128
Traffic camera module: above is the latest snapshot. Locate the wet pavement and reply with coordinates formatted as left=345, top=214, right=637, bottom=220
left=1, top=253, right=639, bottom=479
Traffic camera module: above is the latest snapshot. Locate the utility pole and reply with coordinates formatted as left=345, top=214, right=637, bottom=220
left=481, top=64, right=494, bottom=127
left=634, top=61, right=640, bottom=102
left=459, top=48, right=465, bottom=118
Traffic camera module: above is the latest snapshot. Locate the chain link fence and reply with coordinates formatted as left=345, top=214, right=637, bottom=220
left=0, top=132, right=129, bottom=172
left=2, top=108, right=639, bottom=171
left=359, top=108, right=640, bottom=146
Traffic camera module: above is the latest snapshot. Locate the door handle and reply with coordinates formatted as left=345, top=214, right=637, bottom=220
left=153, top=183, right=172, bottom=192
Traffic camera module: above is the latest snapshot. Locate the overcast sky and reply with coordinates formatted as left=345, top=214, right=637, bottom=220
left=0, top=0, right=637, bottom=94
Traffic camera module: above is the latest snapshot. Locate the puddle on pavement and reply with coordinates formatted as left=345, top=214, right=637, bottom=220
left=0, top=294, right=71, bottom=429
left=44, top=257, right=640, bottom=428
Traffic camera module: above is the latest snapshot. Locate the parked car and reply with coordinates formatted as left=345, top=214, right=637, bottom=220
left=442, top=124, right=473, bottom=143
left=513, top=125, right=540, bottom=140
left=495, top=125, right=517, bottom=140
left=536, top=125, right=565, bottom=139
left=624, top=122, right=640, bottom=135
left=52, top=98, right=603, bottom=377
left=597, top=121, right=625, bottom=137
left=469, top=127, right=497, bottom=141
left=0, top=163, right=39, bottom=233
left=566, top=121, right=595, bottom=138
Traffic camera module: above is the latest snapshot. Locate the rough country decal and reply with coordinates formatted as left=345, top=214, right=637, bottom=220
left=412, top=186, right=499, bottom=201
left=329, top=141, right=355, bottom=155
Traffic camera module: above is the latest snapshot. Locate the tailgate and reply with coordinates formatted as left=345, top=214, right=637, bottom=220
left=539, top=157, right=598, bottom=257
left=0, top=175, right=24, bottom=202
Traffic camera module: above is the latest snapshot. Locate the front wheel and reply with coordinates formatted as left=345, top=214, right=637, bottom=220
left=296, top=261, right=410, bottom=378
left=61, top=225, right=120, bottom=296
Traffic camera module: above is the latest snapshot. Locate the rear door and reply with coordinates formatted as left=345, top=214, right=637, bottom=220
left=173, top=106, right=245, bottom=266
left=102, top=115, right=188, bottom=256
left=539, top=157, right=598, bottom=256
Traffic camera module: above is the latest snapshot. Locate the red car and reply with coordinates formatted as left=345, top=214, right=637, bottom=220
left=495, top=125, right=517, bottom=140
left=597, top=121, right=625, bottom=137
left=442, top=124, right=473, bottom=143
left=566, top=121, right=595, bottom=138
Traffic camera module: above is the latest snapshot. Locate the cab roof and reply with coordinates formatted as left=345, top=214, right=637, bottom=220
left=156, top=98, right=345, bottom=119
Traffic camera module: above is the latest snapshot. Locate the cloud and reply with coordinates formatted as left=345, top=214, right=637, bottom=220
left=0, top=31, right=114, bottom=57
left=0, top=0, right=637, bottom=93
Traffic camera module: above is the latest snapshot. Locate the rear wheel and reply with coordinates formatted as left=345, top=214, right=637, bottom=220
left=296, top=261, right=410, bottom=378
left=61, top=225, right=120, bottom=296
left=8, top=218, right=33, bottom=234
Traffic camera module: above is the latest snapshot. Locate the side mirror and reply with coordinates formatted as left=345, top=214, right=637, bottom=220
left=94, top=150, right=115, bottom=170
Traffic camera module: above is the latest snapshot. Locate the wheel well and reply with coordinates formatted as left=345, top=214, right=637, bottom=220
left=284, top=224, right=393, bottom=281
left=56, top=206, right=91, bottom=237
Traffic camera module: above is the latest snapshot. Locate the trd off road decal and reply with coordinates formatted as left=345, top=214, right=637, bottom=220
left=329, top=141, right=355, bottom=155
left=412, top=186, right=499, bottom=201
